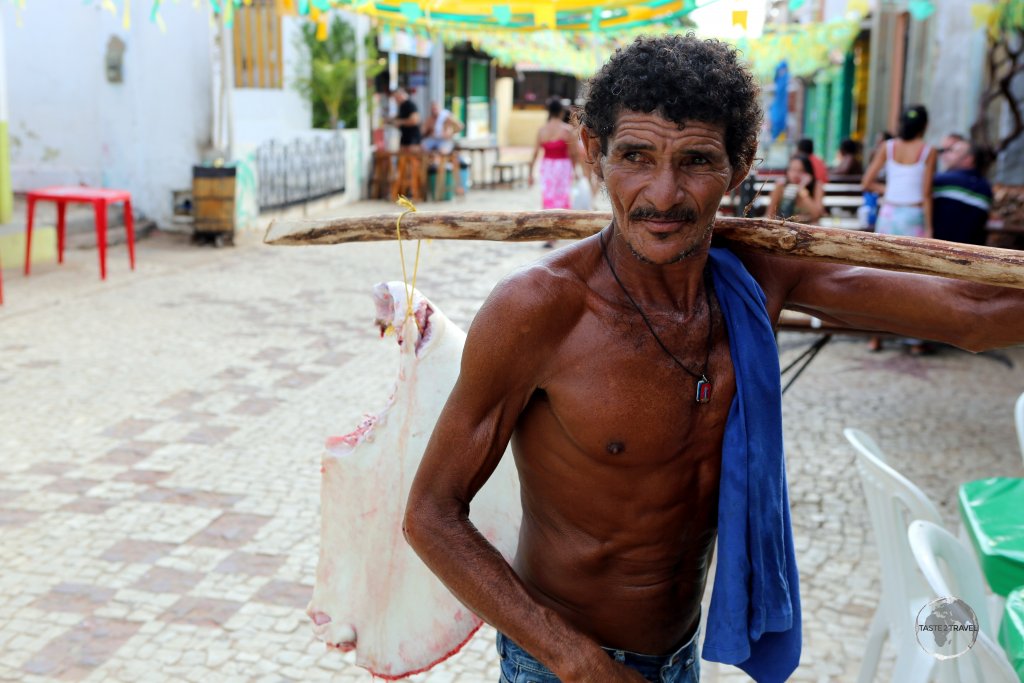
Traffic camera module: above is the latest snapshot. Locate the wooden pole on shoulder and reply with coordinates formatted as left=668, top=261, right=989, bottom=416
left=264, top=211, right=1024, bottom=290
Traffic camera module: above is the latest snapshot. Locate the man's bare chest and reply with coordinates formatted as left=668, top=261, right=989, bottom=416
left=534, top=311, right=736, bottom=463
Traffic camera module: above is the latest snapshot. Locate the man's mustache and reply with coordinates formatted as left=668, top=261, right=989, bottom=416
left=628, top=207, right=699, bottom=222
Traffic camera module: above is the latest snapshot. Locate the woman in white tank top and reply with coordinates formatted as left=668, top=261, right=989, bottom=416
left=861, top=105, right=937, bottom=239
left=861, top=105, right=938, bottom=353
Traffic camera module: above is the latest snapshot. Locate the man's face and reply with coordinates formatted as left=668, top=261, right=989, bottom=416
left=584, top=111, right=743, bottom=265
left=940, top=140, right=973, bottom=171
left=430, top=102, right=441, bottom=116
left=392, top=90, right=407, bottom=104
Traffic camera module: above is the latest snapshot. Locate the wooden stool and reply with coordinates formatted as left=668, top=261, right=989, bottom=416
left=369, top=152, right=394, bottom=200
left=428, top=151, right=464, bottom=201
left=391, top=152, right=425, bottom=202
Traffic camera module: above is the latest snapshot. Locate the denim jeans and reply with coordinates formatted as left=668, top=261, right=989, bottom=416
left=496, top=628, right=700, bottom=683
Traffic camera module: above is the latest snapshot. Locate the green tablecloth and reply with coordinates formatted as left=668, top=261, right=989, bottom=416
left=958, top=478, right=1024, bottom=597
left=999, top=586, right=1024, bottom=682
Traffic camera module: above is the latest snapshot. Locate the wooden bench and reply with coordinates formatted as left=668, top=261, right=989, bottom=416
left=491, top=159, right=532, bottom=188
left=724, top=176, right=867, bottom=230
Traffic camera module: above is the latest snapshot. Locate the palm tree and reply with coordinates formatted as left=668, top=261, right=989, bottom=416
left=294, top=16, right=383, bottom=129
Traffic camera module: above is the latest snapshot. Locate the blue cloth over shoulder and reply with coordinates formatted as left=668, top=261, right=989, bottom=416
left=703, top=248, right=801, bottom=682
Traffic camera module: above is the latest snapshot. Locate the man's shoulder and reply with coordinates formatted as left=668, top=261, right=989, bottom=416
left=933, top=170, right=993, bottom=197
left=484, top=244, right=596, bottom=325
left=490, top=253, right=587, bottom=314
left=470, top=253, right=590, bottom=356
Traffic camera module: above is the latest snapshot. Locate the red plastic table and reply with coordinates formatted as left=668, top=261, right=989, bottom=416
left=24, top=186, right=135, bottom=280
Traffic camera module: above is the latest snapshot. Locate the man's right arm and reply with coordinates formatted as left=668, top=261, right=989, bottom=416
left=403, top=268, right=644, bottom=683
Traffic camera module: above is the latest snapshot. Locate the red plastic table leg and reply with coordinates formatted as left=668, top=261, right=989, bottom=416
left=123, top=199, right=135, bottom=271
left=93, top=199, right=108, bottom=280
left=24, top=196, right=36, bottom=276
left=56, top=201, right=67, bottom=264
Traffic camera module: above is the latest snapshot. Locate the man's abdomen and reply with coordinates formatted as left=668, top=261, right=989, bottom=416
left=510, top=465, right=718, bottom=656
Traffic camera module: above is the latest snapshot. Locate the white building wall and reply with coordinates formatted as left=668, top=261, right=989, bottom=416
left=231, top=15, right=311, bottom=149
left=2, top=0, right=213, bottom=226
left=922, top=0, right=988, bottom=145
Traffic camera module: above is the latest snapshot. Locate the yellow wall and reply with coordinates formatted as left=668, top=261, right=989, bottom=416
left=495, top=78, right=513, bottom=148
left=506, top=109, right=546, bottom=148
left=0, top=121, right=12, bottom=224
left=0, top=226, right=57, bottom=270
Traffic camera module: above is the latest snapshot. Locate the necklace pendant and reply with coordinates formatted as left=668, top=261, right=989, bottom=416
left=695, top=376, right=712, bottom=404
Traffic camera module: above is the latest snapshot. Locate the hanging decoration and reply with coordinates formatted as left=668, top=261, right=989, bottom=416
left=769, top=60, right=788, bottom=140
left=971, top=0, right=1024, bottom=35
left=5, top=0, right=866, bottom=81
left=735, top=15, right=861, bottom=81
left=907, top=0, right=935, bottom=22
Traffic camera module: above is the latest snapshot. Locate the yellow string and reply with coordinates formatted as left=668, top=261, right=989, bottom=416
left=394, top=195, right=424, bottom=327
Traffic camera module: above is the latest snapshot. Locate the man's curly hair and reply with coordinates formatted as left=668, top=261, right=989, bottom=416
left=579, top=34, right=762, bottom=171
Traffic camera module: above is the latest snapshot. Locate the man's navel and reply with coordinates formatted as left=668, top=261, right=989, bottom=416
left=606, top=441, right=625, bottom=455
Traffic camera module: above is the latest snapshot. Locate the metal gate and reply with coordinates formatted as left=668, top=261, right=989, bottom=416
left=256, top=133, right=346, bottom=211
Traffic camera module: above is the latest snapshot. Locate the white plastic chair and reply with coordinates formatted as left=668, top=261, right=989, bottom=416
left=844, top=427, right=947, bottom=683
left=1014, top=392, right=1024, bottom=468
left=908, top=520, right=1018, bottom=682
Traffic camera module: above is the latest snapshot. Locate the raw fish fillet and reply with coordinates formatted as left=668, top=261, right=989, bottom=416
left=307, top=282, right=522, bottom=679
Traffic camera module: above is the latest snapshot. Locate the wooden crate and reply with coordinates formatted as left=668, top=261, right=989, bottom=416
left=192, top=166, right=236, bottom=235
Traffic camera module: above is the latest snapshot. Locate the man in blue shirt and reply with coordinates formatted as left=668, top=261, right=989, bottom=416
left=932, top=139, right=994, bottom=245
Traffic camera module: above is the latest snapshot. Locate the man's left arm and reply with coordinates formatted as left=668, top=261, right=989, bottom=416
left=747, top=253, right=1024, bottom=352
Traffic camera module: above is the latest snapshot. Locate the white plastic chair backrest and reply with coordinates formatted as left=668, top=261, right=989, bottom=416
left=908, top=520, right=1018, bottom=682
left=972, top=631, right=1020, bottom=683
left=907, top=520, right=995, bottom=637
left=844, top=428, right=945, bottom=631
left=1014, top=392, right=1024, bottom=469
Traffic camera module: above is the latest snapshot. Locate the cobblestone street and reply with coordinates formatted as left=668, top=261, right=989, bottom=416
left=1, top=186, right=1022, bottom=682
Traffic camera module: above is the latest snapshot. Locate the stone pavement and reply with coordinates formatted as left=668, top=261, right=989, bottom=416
left=0, top=185, right=1022, bottom=682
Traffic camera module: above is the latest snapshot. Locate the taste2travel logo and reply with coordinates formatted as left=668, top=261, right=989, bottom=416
left=915, top=596, right=980, bottom=659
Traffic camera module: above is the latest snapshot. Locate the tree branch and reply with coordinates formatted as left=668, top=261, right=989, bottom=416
left=264, top=212, right=1024, bottom=290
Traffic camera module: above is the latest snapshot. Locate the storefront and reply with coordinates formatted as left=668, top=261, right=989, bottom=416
left=445, top=43, right=494, bottom=141
left=372, top=28, right=435, bottom=149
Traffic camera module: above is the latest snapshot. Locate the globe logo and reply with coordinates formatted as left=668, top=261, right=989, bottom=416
left=915, top=596, right=980, bottom=659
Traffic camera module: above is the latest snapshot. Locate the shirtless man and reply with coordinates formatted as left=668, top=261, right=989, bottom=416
left=404, top=35, right=1024, bottom=682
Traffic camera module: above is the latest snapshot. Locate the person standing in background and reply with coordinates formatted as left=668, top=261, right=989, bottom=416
left=797, top=138, right=829, bottom=185
left=388, top=88, right=422, bottom=151
left=862, top=105, right=937, bottom=238
left=861, top=105, right=938, bottom=354
left=528, top=97, right=579, bottom=247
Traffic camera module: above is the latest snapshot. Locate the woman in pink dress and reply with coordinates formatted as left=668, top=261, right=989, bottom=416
left=529, top=98, right=579, bottom=245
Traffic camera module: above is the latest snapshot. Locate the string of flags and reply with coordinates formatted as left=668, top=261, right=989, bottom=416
left=5, top=0, right=1023, bottom=79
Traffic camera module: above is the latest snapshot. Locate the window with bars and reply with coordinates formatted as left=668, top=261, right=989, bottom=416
left=232, top=0, right=283, bottom=89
